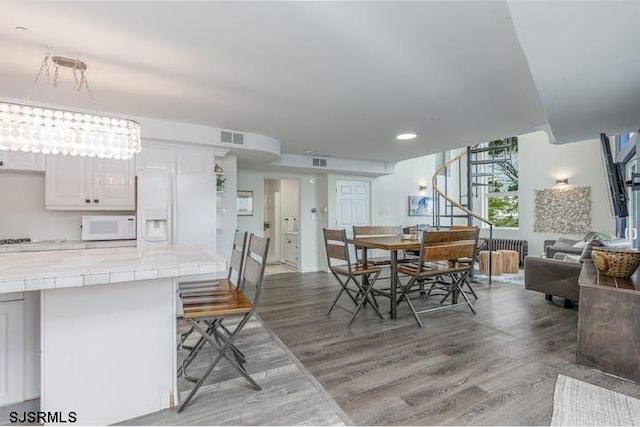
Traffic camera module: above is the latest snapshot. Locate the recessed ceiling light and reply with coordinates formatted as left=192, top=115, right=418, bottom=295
left=304, top=149, right=314, bottom=154
left=396, top=133, right=417, bottom=141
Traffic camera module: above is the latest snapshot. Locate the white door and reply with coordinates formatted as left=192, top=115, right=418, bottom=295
left=175, top=174, right=217, bottom=246
left=336, top=180, right=371, bottom=234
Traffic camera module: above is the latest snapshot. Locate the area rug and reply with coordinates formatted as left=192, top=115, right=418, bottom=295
left=473, top=272, right=524, bottom=286
left=551, top=374, right=640, bottom=426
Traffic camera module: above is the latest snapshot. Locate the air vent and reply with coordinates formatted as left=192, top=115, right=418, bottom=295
left=232, top=132, right=244, bottom=145
left=221, top=131, right=232, bottom=144
left=312, top=158, right=327, bottom=167
left=220, top=131, right=244, bottom=145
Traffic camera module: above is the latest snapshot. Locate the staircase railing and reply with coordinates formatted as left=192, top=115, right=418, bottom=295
left=432, top=149, right=496, bottom=283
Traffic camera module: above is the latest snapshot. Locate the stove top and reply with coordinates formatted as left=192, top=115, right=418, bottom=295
left=0, top=238, right=32, bottom=245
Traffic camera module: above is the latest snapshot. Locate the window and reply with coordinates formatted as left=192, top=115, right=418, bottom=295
left=483, top=138, right=518, bottom=228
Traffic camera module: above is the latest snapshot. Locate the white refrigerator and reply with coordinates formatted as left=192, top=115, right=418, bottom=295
left=137, top=170, right=217, bottom=248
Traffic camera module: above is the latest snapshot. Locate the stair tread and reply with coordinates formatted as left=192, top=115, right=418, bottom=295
left=469, top=145, right=514, bottom=154
left=470, top=159, right=510, bottom=165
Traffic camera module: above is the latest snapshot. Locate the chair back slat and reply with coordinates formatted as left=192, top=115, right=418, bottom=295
left=419, top=227, right=480, bottom=264
left=422, top=241, right=477, bottom=262
left=353, top=225, right=402, bottom=238
left=324, top=229, right=345, bottom=241
left=323, top=228, right=354, bottom=271
left=238, top=235, right=270, bottom=306
left=327, top=243, right=349, bottom=261
left=228, top=230, right=248, bottom=282
left=425, top=229, right=478, bottom=244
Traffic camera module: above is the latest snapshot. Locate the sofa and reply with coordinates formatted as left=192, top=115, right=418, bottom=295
left=543, top=232, right=602, bottom=258
left=525, top=235, right=631, bottom=308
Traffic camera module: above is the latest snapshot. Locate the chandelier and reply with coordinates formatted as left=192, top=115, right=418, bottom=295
left=0, top=53, right=141, bottom=160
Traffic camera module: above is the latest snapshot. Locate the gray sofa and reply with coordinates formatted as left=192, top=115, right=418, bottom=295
left=543, top=232, right=601, bottom=258
left=525, top=235, right=631, bottom=308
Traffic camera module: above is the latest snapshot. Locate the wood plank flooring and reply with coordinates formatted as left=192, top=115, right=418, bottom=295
left=123, top=316, right=349, bottom=426
left=257, top=272, right=640, bottom=425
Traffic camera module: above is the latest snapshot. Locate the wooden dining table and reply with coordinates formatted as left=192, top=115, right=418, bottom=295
left=349, top=235, right=422, bottom=319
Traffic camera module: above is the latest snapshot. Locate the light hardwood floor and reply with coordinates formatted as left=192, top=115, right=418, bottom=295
left=257, top=272, right=640, bottom=425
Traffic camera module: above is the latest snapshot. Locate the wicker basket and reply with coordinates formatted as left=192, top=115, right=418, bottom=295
left=591, top=247, right=640, bottom=278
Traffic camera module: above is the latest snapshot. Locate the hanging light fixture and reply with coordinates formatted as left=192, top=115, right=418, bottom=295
left=0, top=53, right=141, bottom=159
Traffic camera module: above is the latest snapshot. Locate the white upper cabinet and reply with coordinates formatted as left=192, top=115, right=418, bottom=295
left=136, top=146, right=175, bottom=172
left=45, top=155, right=135, bottom=210
left=177, top=147, right=214, bottom=175
left=0, top=151, right=45, bottom=172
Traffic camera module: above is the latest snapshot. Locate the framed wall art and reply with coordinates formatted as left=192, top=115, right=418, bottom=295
left=408, top=195, right=432, bottom=216
left=237, top=190, right=254, bottom=216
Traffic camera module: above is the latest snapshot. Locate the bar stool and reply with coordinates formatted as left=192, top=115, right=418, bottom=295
left=177, top=234, right=270, bottom=412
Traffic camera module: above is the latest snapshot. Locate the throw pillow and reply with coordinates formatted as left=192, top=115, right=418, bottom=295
left=579, top=238, right=603, bottom=262
left=572, top=240, right=588, bottom=248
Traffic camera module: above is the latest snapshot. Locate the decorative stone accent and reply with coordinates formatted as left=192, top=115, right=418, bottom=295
left=534, top=186, right=591, bottom=233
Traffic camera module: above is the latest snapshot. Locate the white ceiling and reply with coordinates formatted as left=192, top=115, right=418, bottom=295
left=0, top=1, right=638, bottom=164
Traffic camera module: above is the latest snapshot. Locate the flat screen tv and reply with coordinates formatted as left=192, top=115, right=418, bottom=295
left=600, top=133, right=629, bottom=218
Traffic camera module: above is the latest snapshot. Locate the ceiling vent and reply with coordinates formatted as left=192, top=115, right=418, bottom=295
left=221, top=130, right=244, bottom=145
left=312, top=158, right=327, bottom=167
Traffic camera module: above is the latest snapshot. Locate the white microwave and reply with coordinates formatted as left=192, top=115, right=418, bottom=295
left=81, top=215, right=136, bottom=241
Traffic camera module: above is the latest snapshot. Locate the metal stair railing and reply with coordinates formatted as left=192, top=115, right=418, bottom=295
left=432, top=149, right=495, bottom=284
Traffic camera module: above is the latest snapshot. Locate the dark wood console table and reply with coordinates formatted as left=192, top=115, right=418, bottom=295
left=578, top=261, right=640, bottom=382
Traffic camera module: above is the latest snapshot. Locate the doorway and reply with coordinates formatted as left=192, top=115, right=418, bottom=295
left=263, top=178, right=300, bottom=274
left=335, top=179, right=371, bottom=235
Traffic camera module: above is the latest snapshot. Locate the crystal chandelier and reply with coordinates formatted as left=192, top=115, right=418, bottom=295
left=0, top=53, right=141, bottom=160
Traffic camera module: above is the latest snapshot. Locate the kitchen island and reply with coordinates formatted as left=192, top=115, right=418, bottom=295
left=0, top=246, right=226, bottom=425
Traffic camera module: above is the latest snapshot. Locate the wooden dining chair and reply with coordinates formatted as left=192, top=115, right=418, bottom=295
left=352, top=225, right=403, bottom=266
left=396, top=227, right=480, bottom=327
left=177, top=234, right=270, bottom=412
left=323, top=228, right=383, bottom=327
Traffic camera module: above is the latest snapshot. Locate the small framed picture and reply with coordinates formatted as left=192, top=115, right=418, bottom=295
left=408, top=195, right=432, bottom=216
left=237, top=190, right=254, bottom=216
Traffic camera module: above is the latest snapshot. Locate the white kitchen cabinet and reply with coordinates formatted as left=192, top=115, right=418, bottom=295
left=0, top=151, right=45, bottom=172
left=45, top=155, right=135, bottom=210
left=283, top=232, right=298, bottom=267
left=0, top=294, right=24, bottom=407
left=136, top=145, right=175, bottom=172
left=177, top=147, right=214, bottom=175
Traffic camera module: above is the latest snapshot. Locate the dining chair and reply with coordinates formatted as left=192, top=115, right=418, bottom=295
left=177, top=234, right=270, bottom=412
left=323, top=228, right=383, bottom=327
left=396, top=227, right=480, bottom=327
left=352, top=225, right=403, bottom=266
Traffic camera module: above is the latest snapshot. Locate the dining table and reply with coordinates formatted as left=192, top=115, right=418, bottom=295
left=348, top=235, right=422, bottom=319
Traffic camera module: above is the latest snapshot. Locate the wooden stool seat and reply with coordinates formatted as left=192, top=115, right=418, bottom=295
left=478, top=250, right=503, bottom=275
left=497, top=250, right=519, bottom=274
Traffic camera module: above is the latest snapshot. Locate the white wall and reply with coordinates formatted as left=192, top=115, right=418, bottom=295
left=480, top=131, right=615, bottom=257
left=0, top=171, right=133, bottom=240
left=216, top=153, right=238, bottom=259
left=237, top=170, right=324, bottom=272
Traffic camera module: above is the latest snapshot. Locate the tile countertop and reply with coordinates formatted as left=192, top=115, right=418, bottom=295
left=0, top=246, right=227, bottom=294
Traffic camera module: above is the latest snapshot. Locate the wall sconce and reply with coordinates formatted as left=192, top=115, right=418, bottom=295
left=555, top=178, right=569, bottom=186
left=419, top=185, right=427, bottom=192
